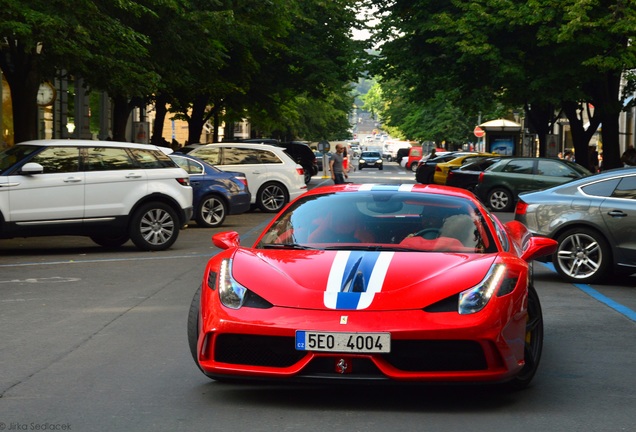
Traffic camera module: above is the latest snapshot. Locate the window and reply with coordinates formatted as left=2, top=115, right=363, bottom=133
left=192, top=147, right=221, bottom=165
left=257, top=149, right=282, bottom=164
left=581, top=179, right=620, bottom=197
left=86, top=147, right=135, bottom=171
left=130, top=149, right=175, bottom=169
left=502, top=159, right=533, bottom=174
left=538, top=160, right=576, bottom=177
left=611, top=176, right=636, bottom=200
left=30, top=147, right=80, bottom=173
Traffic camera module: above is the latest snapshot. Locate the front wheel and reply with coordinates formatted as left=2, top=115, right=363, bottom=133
left=129, top=202, right=180, bottom=251
left=487, top=188, right=514, bottom=212
left=508, top=284, right=543, bottom=389
left=195, top=195, right=227, bottom=228
left=410, top=162, right=418, bottom=172
left=257, top=182, right=288, bottom=213
left=553, top=227, right=611, bottom=284
left=187, top=285, right=204, bottom=373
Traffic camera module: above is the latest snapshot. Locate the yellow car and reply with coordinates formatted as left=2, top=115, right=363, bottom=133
left=434, top=153, right=497, bottom=185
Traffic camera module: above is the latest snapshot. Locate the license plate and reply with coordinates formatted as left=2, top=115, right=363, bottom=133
left=295, top=331, right=390, bottom=353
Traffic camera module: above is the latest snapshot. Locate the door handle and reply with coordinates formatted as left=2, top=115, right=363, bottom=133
left=125, top=174, right=143, bottom=179
left=64, top=177, right=82, bottom=183
left=607, top=210, right=627, bottom=218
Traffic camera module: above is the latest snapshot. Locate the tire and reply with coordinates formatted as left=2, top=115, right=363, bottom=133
left=508, top=284, right=543, bottom=389
left=129, top=202, right=180, bottom=251
left=303, top=169, right=312, bottom=185
left=90, top=234, right=130, bottom=248
left=410, top=162, right=418, bottom=172
left=187, top=285, right=204, bottom=372
left=257, top=182, right=288, bottom=213
left=487, top=187, right=514, bottom=212
left=358, top=165, right=363, bottom=170
left=195, top=195, right=227, bottom=228
left=379, top=165, right=383, bottom=170
left=553, top=227, right=611, bottom=284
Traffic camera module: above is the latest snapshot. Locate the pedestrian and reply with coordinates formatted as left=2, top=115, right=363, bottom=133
left=621, top=145, right=636, bottom=166
left=329, top=144, right=349, bottom=184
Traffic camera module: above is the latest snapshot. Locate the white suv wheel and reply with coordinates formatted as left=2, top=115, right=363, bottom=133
left=130, top=202, right=180, bottom=251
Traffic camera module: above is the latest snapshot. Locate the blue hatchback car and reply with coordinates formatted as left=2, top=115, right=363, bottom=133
left=170, top=154, right=251, bottom=228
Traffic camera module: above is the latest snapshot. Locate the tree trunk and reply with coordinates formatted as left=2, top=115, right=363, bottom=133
left=593, top=72, right=623, bottom=170
left=111, top=95, right=134, bottom=141
left=187, top=95, right=211, bottom=144
left=562, top=101, right=601, bottom=171
left=1, top=43, right=40, bottom=144
left=525, top=103, right=557, bottom=157
left=151, top=94, right=170, bottom=147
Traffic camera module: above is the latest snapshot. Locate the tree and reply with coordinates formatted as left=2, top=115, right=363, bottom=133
left=368, top=0, right=636, bottom=170
left=0, top=0, right=158, bottom=143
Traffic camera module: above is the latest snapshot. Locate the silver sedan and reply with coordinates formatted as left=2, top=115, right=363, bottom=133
left=514, top=167, right=636, bottom=283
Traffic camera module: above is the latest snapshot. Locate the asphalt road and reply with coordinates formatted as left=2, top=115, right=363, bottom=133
left=1, top=161, right=634, bottom=432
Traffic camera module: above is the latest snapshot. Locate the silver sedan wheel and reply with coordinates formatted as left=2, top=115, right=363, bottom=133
left=554, top=229, right=610, bottom=283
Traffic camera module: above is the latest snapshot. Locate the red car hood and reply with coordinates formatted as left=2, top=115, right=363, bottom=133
left=230, top=248, right=498, bottom=311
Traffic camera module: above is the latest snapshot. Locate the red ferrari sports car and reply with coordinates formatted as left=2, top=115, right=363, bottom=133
left=188, top=183, right=556, bottom=388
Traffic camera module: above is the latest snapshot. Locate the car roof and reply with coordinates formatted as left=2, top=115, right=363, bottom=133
left=194, top=142, right=284, bottom=151
left=18, top=139, right=171, bottom=153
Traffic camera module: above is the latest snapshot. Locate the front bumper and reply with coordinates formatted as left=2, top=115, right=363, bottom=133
left=195, top=300, right=528, bottom=383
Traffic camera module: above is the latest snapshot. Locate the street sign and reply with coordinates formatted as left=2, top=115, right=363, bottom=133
left=473, top=126, right=485, bottom=138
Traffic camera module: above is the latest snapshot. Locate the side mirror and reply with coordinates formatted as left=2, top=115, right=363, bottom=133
left=212, top=231, right=240, bottom=249
left=20, top=162, right=44, bottom=175
left=521, top=235, right=558, bottom=262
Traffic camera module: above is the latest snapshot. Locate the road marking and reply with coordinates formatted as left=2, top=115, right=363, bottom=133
left=540, top=262, right=636, bottom=322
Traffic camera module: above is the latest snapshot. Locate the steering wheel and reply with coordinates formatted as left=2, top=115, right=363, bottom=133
left=413, top=228, right=441, bottom=240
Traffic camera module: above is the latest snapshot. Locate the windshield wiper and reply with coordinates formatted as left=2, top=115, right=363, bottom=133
left=262, top=243, right=317, bottom=250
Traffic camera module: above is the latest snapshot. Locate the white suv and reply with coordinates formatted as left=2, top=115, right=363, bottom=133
left=0, top=140, right=193, bottom=251
left=186, top=142, right=307, bottom=212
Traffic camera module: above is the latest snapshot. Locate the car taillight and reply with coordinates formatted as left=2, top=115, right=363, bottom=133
left=435, top=166, right=442, bottom=172
left=478, top=172, right=485, bottom=183
left=447, top=171, right=454, bottom=180
left=297, top=168, right=304, bottom=176
left=176, top=177, right=190, bottom=186
left=515, top=200, right=528, bottom=215
left=236, top=176, right=248, bottom=188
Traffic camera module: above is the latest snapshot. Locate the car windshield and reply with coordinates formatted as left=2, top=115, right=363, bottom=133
left=256, top=191, right=497, bottom=253
left=361, top=152, right=381, bottom=158
left=0, top=145, right=41, bottom=174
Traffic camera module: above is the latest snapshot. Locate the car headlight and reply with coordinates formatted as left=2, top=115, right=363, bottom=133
left=376, top=159, right=382, bottom=163
left=458, top=263, right=507, bottom=314
left=218, top=258, right=247, bottom=309
left=216, top=258, right=273, bottom=309
left=360, top=160, right=366, bottom=164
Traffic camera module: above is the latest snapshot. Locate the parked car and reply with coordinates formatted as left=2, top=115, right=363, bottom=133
left=474, top=157, right=591, bottom=212
left=239, top=139, right=317, bottom=185
left=187, top=183, right=556, bottom=387
left=358, top=151, right=384, bottom=170
left=445, top=156, right=505, bottom=191
left=395, top=147, right=411, bottom=165
left=185, top=142, right=307, bottom=213
left=415, top=152, right=462, bottom=184
left=433, top=153, right=497, bottom=185
left=169, top=154, right=251, bottom=228
left=0, top=139, right=193, bottom=250
left=404, top=146, right=423, bottom=172
left=280, top=141, right=318, bottom=184
left=514, top=167, right=636, bottom=283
